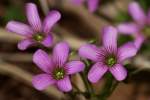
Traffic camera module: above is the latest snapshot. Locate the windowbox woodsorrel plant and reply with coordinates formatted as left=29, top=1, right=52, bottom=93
left=118, top=1, right=150, bottom=50
left=32, top=42, right=85, bottom=92
left=79, top=26, right=137, bottom=83
left=6, top=3, right=61, bottom=50
left=5, top=2, right=139, bottom=100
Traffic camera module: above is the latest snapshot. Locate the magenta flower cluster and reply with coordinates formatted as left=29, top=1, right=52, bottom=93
left=118, top=1, right=150, bottom=50
left=6, top=3, right=85, bottom=92
left=5, top=2, right=139, bottom=92
left=6, top=3, right=61, bottom=50
left=79, top=26, right=137, bottom=82
left=33, top=42, right=85, bottom=92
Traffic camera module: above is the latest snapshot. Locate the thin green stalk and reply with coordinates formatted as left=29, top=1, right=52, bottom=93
left=80, top=72, right=93, bottom=93
left=79, top=59, right=95, bottom=98
left=109, top=81, right=119, bottom=95
left=80, top=72, right=95, bottom=98
left=97, top=74, right=119, bottom=100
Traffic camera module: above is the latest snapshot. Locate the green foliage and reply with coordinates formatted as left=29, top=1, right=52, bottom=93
left=3, top=6, right=26, bottom=23
left=138, top=0, right=150, bottom=12
left=115, top=11, right=131, bottom=23
left=140, top=42, right=150, bottom=53
left=118, top=34, right=133, bottom=46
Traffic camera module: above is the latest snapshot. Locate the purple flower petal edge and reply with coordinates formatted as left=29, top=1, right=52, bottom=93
left=26, top=3, right=42, bottom=32
left=109, top=64, right=127, bottom=81
left=128, top=2, right=146, bottom=25
left=32, top=74, right=55, bottom=90
left=6, top=21, right=33, bottom=36
left=65, top=61, right=85, bottom=75
left=43, top=10, right=61, bottom=34
left=33, top=49, right=54, bottom=73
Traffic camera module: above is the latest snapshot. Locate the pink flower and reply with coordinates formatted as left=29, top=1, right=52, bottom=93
left=6, top=3, right=61, bottom=50
left=71, top=0, right=100, bottom=12
left=117, top=2, right=149, bottom=50
left=79, top=26, right=137, bottom=83
left=32, top=42, right=85, bottom=92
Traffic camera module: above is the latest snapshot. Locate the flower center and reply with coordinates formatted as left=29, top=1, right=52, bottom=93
left=106, top=56, right=116, bottom=67
left=142, top=26, right=150, bottom=36
left=33, top=33, right=44, bottom=42
left=53, top=68, right=65, bottom=80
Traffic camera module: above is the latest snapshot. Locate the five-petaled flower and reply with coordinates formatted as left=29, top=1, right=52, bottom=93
left=71, top=0, right=100, bottom=12
left=32, top=42, right=85, bottom=92
left=79, top=26, right=137, bottom=83
left=117, top=2, right=150, bottom=50
left=6, top=3, right=61, bottom=50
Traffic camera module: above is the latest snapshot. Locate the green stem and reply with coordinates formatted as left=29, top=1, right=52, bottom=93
left=97, top=74, right=118, bottom=100
left=80, top=72, right=93, bottom=93
left=79, top=59, right=95, bottom=98
left=109, top=81, right=119, bottom=95
left=80, top=72, right=94, bottom=98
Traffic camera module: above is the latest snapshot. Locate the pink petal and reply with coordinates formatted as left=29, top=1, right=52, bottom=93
left=117, top=23, right=139, bottom=35
left=33, top=49, right=54, bottom=73
left=88, top=63, right=108, bottom=83
left=6, top=21, right=33, bottom=36
left=118, top=42, right=137, bottom=62
left=65, top=61, right=85, bottom=75
left=18, top=39, right=35, bottom=50
left=43, top=10, right=61, bottom=34
left=41, top=34, right=53, bottom=47
left=53, top=42, right=69, bottom=67
left=134, top=33, right=145, bottom=50
left=87, top=0, right=99, bottom=12
left=57, top=76, right=72, bottom=92
left=102, top=26, right=118, bottom=50
left=109, top=64, right=127, bottom=81
left=26, top=3, right=42, bottom=32
left=78, top=44, right=99, bottom=62
left=128, top=2, right=146, bottom=25
left=32, top=74, right=55, bottom=90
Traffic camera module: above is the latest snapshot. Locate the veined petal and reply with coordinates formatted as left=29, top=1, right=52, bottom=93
left=117, top=23, right=139, bottom=35
left=6, top=21, right=33, bottom=36
left=88, top=63, right=108, bottom=83
left=53, top=42, right=69, bottom=67
left=128, top=2, right=146, bottom=25
left=78, top=44, right=99, bottom=62
left=133, top=33, right=145, bottom=50
left=33, top=49, right=54, bottom=73
left=65, top=61, right=85, bottom=75
left=32, top=74, right=55, bottom=90
left=18, top=39, right=35, bottom=50
left=118, top=42, right=137, bottom=62
left=109, top=64, right=127, bottom=81
left=102, top=26, right=118, bottom=50
left=57, top=76, right=72, bottom=92
left=87, top=0, right=99, bottom=12
left=26, top=3, right=42, bottom=32
left=41, top=34, right=53, bottom=47
left=43, top=10, right=61, bottom=34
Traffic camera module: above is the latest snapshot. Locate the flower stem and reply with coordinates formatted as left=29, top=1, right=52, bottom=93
left=97, top=74, right=119, bottom=100
left=80, top=72, right=95, bottom=98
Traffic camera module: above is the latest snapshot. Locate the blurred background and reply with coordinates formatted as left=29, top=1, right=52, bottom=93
left=0, top=0, right=150, bottom=100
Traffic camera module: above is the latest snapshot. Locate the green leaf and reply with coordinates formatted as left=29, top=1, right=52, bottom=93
left=138, top=0, right=150, bottom=12
left=3, top=6, right=26, bottom=23
left=115, top=11, right=131, bottom=23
